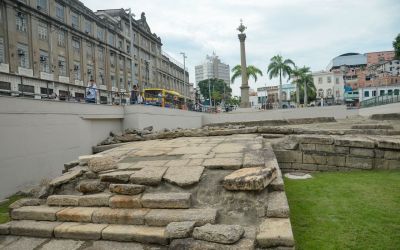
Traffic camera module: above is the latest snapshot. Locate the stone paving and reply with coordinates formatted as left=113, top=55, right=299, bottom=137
left=1, top=134, right=291, bottom=249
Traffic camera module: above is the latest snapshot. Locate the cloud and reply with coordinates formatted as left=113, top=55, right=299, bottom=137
left=82, top=0, right=400, bottom=95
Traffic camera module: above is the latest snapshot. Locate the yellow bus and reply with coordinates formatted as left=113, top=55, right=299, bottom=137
left=143, top=88, right=186, bottom=109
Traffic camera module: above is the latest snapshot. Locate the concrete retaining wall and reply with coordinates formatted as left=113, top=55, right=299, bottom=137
left=358, top=102, right=400, bottom=117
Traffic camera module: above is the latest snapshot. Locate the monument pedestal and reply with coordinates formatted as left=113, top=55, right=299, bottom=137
left=240, top=85, right=250, bottom=108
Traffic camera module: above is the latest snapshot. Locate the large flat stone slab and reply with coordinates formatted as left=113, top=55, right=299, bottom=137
left=109, top=195, right=142, bottom=208
left=212, top=143, right=246, bottom=153
left=170, top=238, right=255, bottom=250
left=78, top=193, right=111, bottom=207
left=49, top=169, right=84, bottom=187
left=130, top=166, right=168, bottom=185
left=145, top=209, right=217, bottom=226
left=223, top=167, right=277, bottom=191
left=87, top=156, right=117, bottom=173
left=243, top=152, right=265, bottom=168
left=109, top=184, right=146, bottom=195
left=256, top=218, right=294, bottom=248
left=167, top=146, right=212, bottom=155
left=11, top=206, right=65, bottom=221
left=99, top=171, right=135, bottom=183
left=334, top=136, right=375, bottom=148
left=54, top=222, right=108, bottom=240
left=8, top=198, right=42, bottom=209
left=0, top=236, right=48, bottom=249
left=76, top=180, right=107, bottom=194
left=47, top=195, right=80, bottom=206
left=267, top=191, right=290, bottom=218
left=102, top=225, right=168, bottom=245
left=40, top=239, right=85, bottom=250
left=92, top=207, right=148, bottom=225
left=56, top=207, right=97, bottom=223
left=10, top=220, right=62, bottom=237
left=193, top=223, right=244, bottom=244
left=163, top=166, right=204, bottom=187
left=203, top=158, right=243, bottom=170
left=141, top=193, right=191, bottom=209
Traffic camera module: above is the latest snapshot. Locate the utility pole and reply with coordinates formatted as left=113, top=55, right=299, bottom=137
left=180, top=52, right=187, bottom=96
left=208, top=78, right=212, bottom=110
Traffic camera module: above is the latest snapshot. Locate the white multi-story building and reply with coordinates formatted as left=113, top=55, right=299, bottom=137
left=312, top=71, right=345, bottom=104
left=195, top=53, right=230, bottom=86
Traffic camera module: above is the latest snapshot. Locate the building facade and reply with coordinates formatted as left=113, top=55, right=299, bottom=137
left=0, top=0, right=190, bottom=100
left=195, top=53, right=230, bottom=86
left=312, top=71, right=345, bottom=104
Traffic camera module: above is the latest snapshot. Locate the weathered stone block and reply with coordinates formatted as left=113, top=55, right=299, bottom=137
left=56, top=207, right=97, bottom=222
left=166, top=221, right=196, bottom=239
left=79, top=154, right=104, bottom=165
left=295, top=135, right=334, bottom=145
left=99, top=171, right=135, bottom=183
left=76, top=180, right=107, bottom=194
left=316, top=144, right=335, bottom=153
left=269, top=168, right=285, bottom=191
left=141, top=192, right=191, bottom=209
left=376, top=138, right=400, bottom=150
left=267, top=192, right=289, bottom=218
left=243, top=152, right=264, bottom=168
left=334, top=137, right=375, bottom=149
left=169, top=238, right=255, bottom=250
left=375, top=149, right=385, bottom=158
left=345, top=156, right=373, bottom=169
left=303, top=153, right=327, bottom=165
left=92, top=207, right=148, bottom=225
left=47, top=195, right=80, bottom=206
left=130, top=166, right=168, bottom=185
left=101, top=224, right=168, bottom=245
left=383, top=150, right=400, bottom=160
left=163, top=166, right=204, bottom=187
left=54, top=222, right=107, bottom=240
left=335, top=146, right=350, bottom=154
left=350, top=148, right=375, bottom=158
left=49, top=169, right=84, bottom=187
left=0, top=222, right=10, bottom=235
left=109, top=195, right=142, bottom=208
left=78, top=193, right=111, bottom=207
left=109, top=184, right=146, bottom=195
left=223, top=167, right=277, bottom=191
left=299, top=143, right=316, bottom=151
left=291, top=163, right=319, bottom=171
left=10, top=220, right=62, bottom=238
left=326, top=155, right=346, bottom=167
left=11, top=206, right=65, bottom=221
left=8, top=198, right=42, bottom=209
left=193, top=223, right=244, bottom=244
left=318, top=165, right=338, bottom=171
left=374, top=159, right=400, bottom=170
left=256, top=218, right=294, bottom=247
left=145, top=209, right=217, bottom=226
left=274, top=150, right=302, bottom=163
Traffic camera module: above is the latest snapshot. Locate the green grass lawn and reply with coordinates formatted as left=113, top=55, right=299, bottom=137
left=285, top=170, right=400, bottom=250
left=0, top=195, right=23, bottom=224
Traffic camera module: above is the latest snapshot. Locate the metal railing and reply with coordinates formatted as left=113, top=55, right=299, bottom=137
left=360, top=94, right=400, bottom=108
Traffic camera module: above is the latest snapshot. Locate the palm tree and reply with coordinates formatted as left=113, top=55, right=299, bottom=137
left=267, top=55, right=295, bottom=108
left=291, top=66, right=315, bottom=105
left=231, top=65, right=263, bottom=84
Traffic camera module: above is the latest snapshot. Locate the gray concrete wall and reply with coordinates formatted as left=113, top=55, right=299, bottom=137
left=0, top=97, right=123, bottom=199
left=203, top=105, right=353, bottom=125
left=358, top=102, right=400, bottom=117
left=123, top=105, right=203, bottom=131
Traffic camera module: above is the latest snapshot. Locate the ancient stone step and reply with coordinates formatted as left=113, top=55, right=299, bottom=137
left=109, top=183, right=146, bottom=195
left=223, top=167, right=277, bottom=191
left=256, top=218, right=295, bottom=248
left=49, top=169, right=84, bottom=187
left=163, top=166, right=204, bottom=187
left=267, top=191, right=290, bottom=218
left=145, top=208, right=217, bottom=226
left=47, top=195, right=80, bottom=206
left=130, top=166, right=168, bottom=185
left=109, top=195, right=142, bottom=208
left=11, top=206, right=65, bottom=221
left=92, top=207, right=149, bottom=225
left=76, top=180, right=107, bottom=194
left=54, top=222, right=108, bottom=240
left=56, top=207, right=97, bottom=223
left=102, top=224, right=168, bottom=245
left=141, top=192, right=191, bottom=209
left=0, top=222, right=10, bottom=235
left=193, top=223, right=244, bottom=244
left=78, top=193, right=112, bottom=207
left=9, top=220, right=62, bottom=238
left=99, top=171, right=136, bottom=183
left=169, top=238, right=255, bottom=250
left=165, top=221, right=196, bottom=239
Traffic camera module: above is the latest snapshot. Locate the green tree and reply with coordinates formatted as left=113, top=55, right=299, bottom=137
left=290, top=66, right=316, bottom=105
left=267, top=55, right=295, bottom=108
left=198, top=78, right=231, bottom=106
left=393, top=34, right=400, bottom=59
left=231, top=65, right=263, bottom=83
left=226, top=96, right=241, bottom=106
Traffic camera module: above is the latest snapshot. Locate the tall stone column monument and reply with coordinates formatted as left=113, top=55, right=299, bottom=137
left=238, top=19, right=250, bottom=108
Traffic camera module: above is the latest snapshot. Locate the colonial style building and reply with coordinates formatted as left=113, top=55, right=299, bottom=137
left=312, top=71, right=345, bottom=104
left=0, top=0, right=190, bottom=101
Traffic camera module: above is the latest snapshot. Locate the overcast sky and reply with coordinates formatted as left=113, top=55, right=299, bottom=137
left=82, top=0, right=400, bottom=95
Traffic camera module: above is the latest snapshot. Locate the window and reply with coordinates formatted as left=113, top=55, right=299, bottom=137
left=0, top=37, right=4, bottom=63
left=38, top=22, right=48, bottom=40
left=119, top=56, right=124, bottom=69
left=84, top=19, right=91, bottom=34
left=364, top=91, right=369, bottom=97
left=39, top=50, right=49, bottom=73
left=72, top=38, right=80, bottom=54
left=37, top=0, right=47, bottom=12
left=110, top=51, right=115, bottom=68
left=97, top=27, right=104, bottom=41
left=111, top=74, right=116, bottom=87
left=58, top=56, right=66, bottom=76
left=97, top=47, right=104, bottom=66
left=318, top=77, right=322, bottom=84
left=119, top=74, right=124, bottom=89
left=55, top=3, right=64, bottom=21
left=388, top=89, right=393, bottom=95
left=118, top=39, right=123, bottom=49
left=16, top=12, right=27, bottom=32
left=372, top=90, right=376, bottom=97
left=71, top=12, right=79, bottom=28
left=327, top=76, right=332, bottom=83
left=394, top=89, right=399, bottom=95
left=335, top=77, right=339, bottom=84
left=87, top=64, right=93, bottom=80
left=86, top=42, right=92, bottom=59
left=127, top=44, right=131, bottom=54
left=57, top=29, right=65, bottom=47
left=17, top=43, right=29, bottom=68
left=108, top=33, right=115, bottom=46
left=98, top=68, right=104, bottom=85
left=73, top=61, right=80, bottom=80
left=380, top=90, right=385, bottom=96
